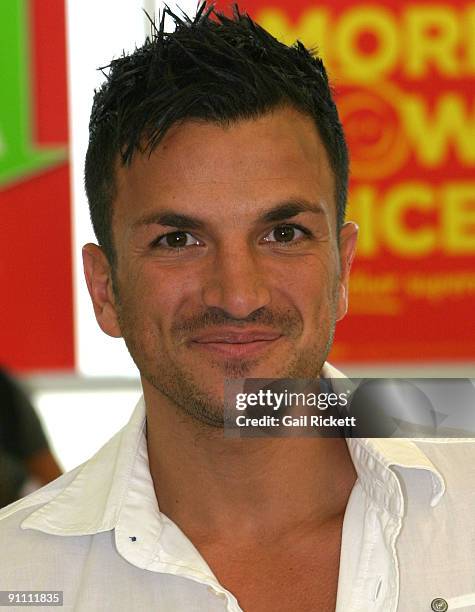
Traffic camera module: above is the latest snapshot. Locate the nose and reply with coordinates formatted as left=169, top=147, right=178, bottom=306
left=201, top=244, right=271, bottom=319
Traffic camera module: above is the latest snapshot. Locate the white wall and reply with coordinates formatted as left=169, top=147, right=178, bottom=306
left=67, top=0, right=198, bottom=378
left=33, top=385, right=141, bottom=471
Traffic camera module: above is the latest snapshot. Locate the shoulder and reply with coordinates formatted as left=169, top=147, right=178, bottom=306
left=413, top=438, right=475, bottom=480
left=0, top=464, right=83, bottom=553
left=397, top=438, right=475, bottom=508
left=0, top=463, right=83, bottom=524
left=0, top=465, right=99, bottom=589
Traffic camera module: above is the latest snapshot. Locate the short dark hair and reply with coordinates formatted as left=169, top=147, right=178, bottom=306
left=85, top=3, right=349, bottom=267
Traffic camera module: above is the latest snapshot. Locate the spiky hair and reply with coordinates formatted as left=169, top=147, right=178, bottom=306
left=85, top=2, right=349, bottom=266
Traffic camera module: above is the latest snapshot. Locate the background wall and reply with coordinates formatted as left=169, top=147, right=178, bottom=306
left=1, top=0, right=474, bottom=470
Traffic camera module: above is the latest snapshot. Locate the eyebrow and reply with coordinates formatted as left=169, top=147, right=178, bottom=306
left=133, top=211, right=205, bottom=231
left=259, top=200, right=325, bottom=223
left=132, top=199, right=325, bottom=231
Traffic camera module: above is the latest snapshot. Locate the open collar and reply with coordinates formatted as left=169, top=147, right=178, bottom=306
left=21, top=363, right=445, bottom=540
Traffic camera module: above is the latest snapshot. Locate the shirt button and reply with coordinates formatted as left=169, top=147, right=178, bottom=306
left=431, top=598, right=448, bottom=612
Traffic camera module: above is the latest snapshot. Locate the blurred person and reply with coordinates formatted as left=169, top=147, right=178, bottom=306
left=0, top=367, right=62, bottom=508
left=0, top=5, right=474, bottom=611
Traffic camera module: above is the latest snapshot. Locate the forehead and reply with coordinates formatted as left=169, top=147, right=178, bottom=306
left=113, top=106, right=336, bottom=231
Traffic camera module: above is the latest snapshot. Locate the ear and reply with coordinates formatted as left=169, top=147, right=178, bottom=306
left=82, top=243, right=122, bottom=338
left=336, top=222, right=358, bottom=322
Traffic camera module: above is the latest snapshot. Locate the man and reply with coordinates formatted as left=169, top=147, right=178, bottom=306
left=0, top=367, right=62, bottom=508
left=0, top=5, right=474, bottom=611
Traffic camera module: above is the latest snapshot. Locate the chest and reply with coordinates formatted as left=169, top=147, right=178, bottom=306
left=229, top=558, right=340, bottom=612
left=202, top=528, right=343, bottom=612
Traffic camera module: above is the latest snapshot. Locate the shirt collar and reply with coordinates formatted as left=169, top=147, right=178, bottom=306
left=322, top=362, right=446, bottom=514
left=22, top=362, right=446, bottom=541
left=21, top=396, right=221, bottom=586
left=22, top=396, right=146, bottom=536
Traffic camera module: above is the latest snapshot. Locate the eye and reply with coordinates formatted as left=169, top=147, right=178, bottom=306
left=150, top=231, right=201, bottom=249
left=262, top=224, right=312, bottom=245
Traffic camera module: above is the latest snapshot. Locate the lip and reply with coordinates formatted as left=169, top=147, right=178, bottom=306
left=189, top=328, right=283, bottom=358
left=191, top=329, right=282, bottom=343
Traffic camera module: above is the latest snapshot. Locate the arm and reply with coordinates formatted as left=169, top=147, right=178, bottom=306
left=0, top=369, right=62, bottom=498
left=24, top=447, right=62, bottom=485
left=0, top=449, right=28, bottom=507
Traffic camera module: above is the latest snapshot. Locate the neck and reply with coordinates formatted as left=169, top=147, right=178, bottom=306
left=144, top=380, right=357, bottom=547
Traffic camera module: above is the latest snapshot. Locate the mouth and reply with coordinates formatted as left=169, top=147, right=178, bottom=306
left=189, top=329, right=283, bottom=358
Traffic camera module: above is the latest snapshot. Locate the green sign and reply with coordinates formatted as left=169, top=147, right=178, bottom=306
left=0, top=0, right=65, bottom=187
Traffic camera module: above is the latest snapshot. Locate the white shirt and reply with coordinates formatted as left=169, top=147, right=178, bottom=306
left=1, top=363, right=475, bottom=611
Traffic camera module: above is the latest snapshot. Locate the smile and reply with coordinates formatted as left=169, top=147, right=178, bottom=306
left=189, top=329, right=283, bottom=358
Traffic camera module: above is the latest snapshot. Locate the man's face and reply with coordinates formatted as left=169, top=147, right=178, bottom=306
left=84, top=106, right=357, bottom=426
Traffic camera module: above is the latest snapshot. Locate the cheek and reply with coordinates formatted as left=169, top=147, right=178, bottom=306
left=272, top=255, right=338, bottom=307
left=118, top=265, right=194, bottom=335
